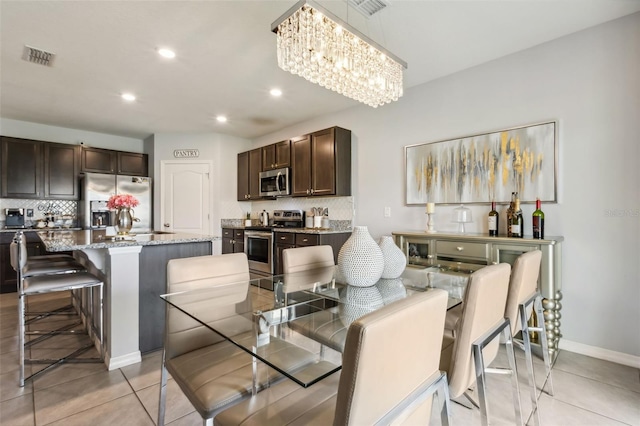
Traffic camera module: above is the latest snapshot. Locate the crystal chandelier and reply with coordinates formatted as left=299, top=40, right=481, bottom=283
left=271, top=0, right=407, bottom=108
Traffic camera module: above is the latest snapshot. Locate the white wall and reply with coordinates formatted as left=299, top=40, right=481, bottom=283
left=0, top=118, right=144, bottom=152
left=254, top=13, right=640, bottom=359
left=149, top=133, right=252, bottom=252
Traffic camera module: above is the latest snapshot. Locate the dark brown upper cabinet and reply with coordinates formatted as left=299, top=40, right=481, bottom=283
left=117, top=152, right=148, bottom=176
left=44, top=142, right=80, bottom=199
left=81, top=147, right=148, bottom=176
left=81, top=147, right=116, bottom=174
left=1, top=137, right=43, bottom=198
left=262, top=140, right=291, bottom=171
left=237, top=148, right=262, bottom=201
left=1, top=137, right=80, bottom=200
left=291, top=127, right=351, bottom=197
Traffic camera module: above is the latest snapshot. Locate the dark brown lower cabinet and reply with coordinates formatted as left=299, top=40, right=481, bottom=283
left=274, top=231, right=350, bottom=275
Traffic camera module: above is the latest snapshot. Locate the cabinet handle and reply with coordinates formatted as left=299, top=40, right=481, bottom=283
left=492, top=261, right=498, bottom=265
left=427, top=255, right=433, bottom=259
left=164, top=223, right=170, bottom=227
left=302, top=238, right=308, bottom=242
left=456, top=246, right=464, bottom=251
left=306, top=189, right=310, bottom=195
left=280, top=236, right=286, bottom=240
left=310, top=189, right=314, bottom=194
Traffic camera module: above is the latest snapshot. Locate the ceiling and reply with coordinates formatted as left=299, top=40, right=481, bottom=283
left=1, top=1, right=639, bottom=141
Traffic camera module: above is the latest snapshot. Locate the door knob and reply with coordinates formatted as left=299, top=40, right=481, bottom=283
left=164, top=223, right=170, bottom=227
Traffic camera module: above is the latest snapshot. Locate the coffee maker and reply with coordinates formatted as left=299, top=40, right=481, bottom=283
left=5, top=208, right=26, bottom=228
left=90, top=201, right=112, bottom=228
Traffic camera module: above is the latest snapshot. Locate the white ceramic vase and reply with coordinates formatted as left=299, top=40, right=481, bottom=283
left=378, top=235, right=406, bottom=279
left=337, top=226, right=384, bottom=287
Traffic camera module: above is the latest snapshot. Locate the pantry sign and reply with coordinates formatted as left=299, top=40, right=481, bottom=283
left=173, top=149, right=200, bottom=158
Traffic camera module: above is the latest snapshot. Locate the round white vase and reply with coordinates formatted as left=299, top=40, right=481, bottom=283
left=338, top=226, right=384, bottom=287
left=378, top=236, right=406, bottom=279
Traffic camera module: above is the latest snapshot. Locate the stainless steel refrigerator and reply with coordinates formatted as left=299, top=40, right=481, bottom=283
left=79, top=173, right=152, bottom=232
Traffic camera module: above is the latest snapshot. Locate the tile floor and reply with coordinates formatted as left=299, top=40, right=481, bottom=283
left=0, top=291, right=638, bottom=426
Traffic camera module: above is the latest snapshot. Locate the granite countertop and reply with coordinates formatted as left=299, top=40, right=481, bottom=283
left=1, top=227, right=83, bottom=233
left=273, top=227, right=351, bottom=235
left=222, top=226, right=351, bottom=235
left=36, top=229, right=221, bottom=252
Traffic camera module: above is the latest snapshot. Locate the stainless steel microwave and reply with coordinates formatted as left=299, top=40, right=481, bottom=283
left=259, top=167, right=290, bottom=197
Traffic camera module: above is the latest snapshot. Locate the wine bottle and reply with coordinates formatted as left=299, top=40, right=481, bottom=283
left=506, top=192, right=515, bottom=237
left=488, top=200, right=499, bottom=236
left=510, top=196, right=523, bottom=238
left=533, top=198, right=545, bottom=239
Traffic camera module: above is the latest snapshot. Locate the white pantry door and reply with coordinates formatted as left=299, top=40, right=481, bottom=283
left=161, top=161, right=211, bottom=235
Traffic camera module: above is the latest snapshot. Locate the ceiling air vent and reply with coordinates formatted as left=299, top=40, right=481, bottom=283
left=348, top=0, right=389, bottom=17
left=22, top=45, right=55, bottom=67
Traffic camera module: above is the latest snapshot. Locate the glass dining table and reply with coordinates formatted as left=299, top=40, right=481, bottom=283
left=160, top=265, right=468, bottom=392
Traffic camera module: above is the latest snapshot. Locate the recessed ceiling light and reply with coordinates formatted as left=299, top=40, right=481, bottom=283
left=216, top=115, right=227, bottom=123
left=158, top=48, right=176, bottom=59
left=270, top=88, right=282, bottom=97
left=121, top=93, right=136, bottom=102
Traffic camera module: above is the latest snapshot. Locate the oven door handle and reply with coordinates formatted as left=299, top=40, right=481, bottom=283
left=245, top=231, right=273, bottom=238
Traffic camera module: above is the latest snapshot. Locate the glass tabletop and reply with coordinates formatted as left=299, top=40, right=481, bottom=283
left=160, top=265, right=468, bottom=388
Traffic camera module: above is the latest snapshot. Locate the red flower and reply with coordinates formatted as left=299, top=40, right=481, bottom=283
left=106, top=194, right=139, bottom=209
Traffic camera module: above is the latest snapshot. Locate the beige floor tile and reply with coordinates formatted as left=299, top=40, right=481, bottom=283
left=33, top=368, right=133, bottom=425
left=32, top=359, right=107, bottom=390
left=0, top=333, right=18, bottom=355
left=137, top=379, right=197, bottom=425
left=0, top=349, right=22, bottom=375
left=0, top=369, right=33, bottom=402
left=167, top=410, right=204, bottom=426
left=120, top=350, right=162, bottom=392
left=45, top=393, right=155, bottom=426
left=550, top=369, right=640, bottom=425
left=535, top=392, right=630, bottom=426
left=0, top=394, right=35, bottom=426
left=554, top=350, right=640, bottom=393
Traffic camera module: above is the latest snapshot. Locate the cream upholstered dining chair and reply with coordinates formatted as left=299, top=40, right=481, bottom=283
left=214, top=288, right=452, bottom=426
left=504, top=250, right=554, bottom=426
left=440, top=263, right=523, bottom=426
left=282, top=244, right=335, bottom=273
left=10, top=232, right=104, bottom=386
left=158, top=252, right=317, bottom=426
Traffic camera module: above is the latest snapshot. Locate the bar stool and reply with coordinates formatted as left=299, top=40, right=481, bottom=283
left=10, top=232, right=105, bottom=386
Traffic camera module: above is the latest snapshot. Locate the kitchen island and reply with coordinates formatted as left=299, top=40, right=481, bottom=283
left=37, top=230, right=220, bottom=369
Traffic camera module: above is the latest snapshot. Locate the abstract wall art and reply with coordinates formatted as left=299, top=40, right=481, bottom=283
left=405, top=121, right=557, bottom=205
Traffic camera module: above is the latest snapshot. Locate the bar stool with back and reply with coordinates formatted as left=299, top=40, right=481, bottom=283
left=10, top=231, right=105, bottom=386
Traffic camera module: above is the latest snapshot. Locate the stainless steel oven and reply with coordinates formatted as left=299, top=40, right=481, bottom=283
left=244, top=230, right=273, bottom=275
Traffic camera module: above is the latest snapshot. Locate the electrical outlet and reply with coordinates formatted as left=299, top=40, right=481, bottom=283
left=384, top=206, right=391, bottom=217
left=26, top=209, right=34, bottom=217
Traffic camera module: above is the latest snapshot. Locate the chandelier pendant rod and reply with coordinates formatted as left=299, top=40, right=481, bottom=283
left=270, top=0, right=407, bottom=69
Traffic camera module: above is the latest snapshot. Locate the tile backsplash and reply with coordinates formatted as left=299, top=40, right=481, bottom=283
left=0, top=198, right=78, bottom=226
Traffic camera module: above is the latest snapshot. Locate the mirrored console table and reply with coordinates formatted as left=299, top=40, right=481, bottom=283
left=392, top=231, right=563, bottom=360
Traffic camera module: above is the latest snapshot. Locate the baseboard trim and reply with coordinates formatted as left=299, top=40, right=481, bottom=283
left=106, top=351, right=142, bottom=370
left=559, top=339, right=640, bottom=368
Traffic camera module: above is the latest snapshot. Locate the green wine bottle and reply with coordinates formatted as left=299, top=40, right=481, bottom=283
left=533, top=198, right=545, bottom=239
